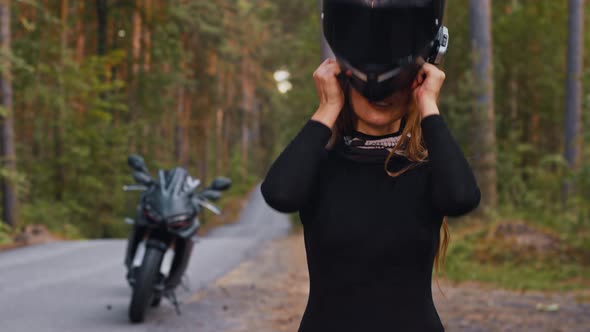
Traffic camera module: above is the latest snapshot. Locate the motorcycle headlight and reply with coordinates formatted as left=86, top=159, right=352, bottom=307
left=168, top=214, right=190, bottom=223
left=167, top=214, right=192, bottom=229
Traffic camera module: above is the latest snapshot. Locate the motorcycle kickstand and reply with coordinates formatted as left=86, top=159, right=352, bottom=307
left=166, top=290, right=182, bottom=316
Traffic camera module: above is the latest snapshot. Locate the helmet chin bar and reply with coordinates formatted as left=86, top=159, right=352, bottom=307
left=338, top=57, right=421, bottom=103
left=336, top=25, right=449, bottom=103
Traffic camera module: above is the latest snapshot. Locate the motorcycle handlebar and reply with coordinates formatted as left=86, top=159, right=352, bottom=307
left=123, top=184, right=148, bottom=191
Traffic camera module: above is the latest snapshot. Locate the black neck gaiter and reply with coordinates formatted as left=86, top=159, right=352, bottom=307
left=341, top=130, right=407, bottom=162
left=333, top=119, right=415, bottom=173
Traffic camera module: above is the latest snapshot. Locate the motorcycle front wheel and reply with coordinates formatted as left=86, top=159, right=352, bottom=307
left=129, top=247, right=163, bottom=323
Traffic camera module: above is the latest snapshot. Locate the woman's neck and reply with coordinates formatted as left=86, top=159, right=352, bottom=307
left=355, top=118, right=402, bottom=137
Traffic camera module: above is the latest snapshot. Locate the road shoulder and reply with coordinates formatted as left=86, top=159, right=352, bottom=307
left=186, top=232, right=590, bottom=332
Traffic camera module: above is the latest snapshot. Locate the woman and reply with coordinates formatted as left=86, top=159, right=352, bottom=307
left=261, top=1, right=480, bottom=331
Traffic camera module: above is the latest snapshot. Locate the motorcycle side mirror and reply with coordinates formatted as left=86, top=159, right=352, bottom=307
left=128, top=154, right=149, bottom=173
left=133, top=171, right=153, bottom=185
left=201, top=189, right=222, bottom=201
left=209, top=177, right=231, bottom=191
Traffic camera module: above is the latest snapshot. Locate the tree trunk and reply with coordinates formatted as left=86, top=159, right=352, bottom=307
left=139, top=0, right=152, bottom=155
left=214, top=66, right=225, bottom=175
left=509, top=72, right=518, bottom=132
left=54, top=0, right=68, bottom=201
left=215, top=107, right=224, bottom=175
left=182, top=91, right=191, bottom=168
left=0, top=0, right=17, bottom=227
left=469, top=0, right=497, bottom=215
left=223, top=68, right=235, bottom=174
left=129, top=0, right=142, bottom=151
left=74, top=1, right=85, bottom=117
left=240, top=50, right=255, bottom=171
left=175, top=86, right=185, bottom=164
left=201, top=115, right=210, bottom=185
left=562, top=0, right=584, bottom=202
left=75, top=1, right=85, bottom=64
left=131, top=2, right=142, bottom=81
left=142, top=0, right=152, bottom=73
left=96, top=0, right=107, bottom=56
left=108, top=4, right=117, bottom=121
left=251, top=67, right=261, bottom=172
left=95, top=0, right=108, bottom=107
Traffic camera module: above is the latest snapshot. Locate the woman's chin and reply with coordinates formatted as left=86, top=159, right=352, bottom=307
left=357, top=109, right=404, bottom=128
left=349, top=86, right=409, bottom=130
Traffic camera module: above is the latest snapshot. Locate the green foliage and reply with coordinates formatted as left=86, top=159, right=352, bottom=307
left=21, top=200, right=82, bottom=239
left=0, top=222, right=12, bottom=245
left=433, top=1, right=590, bottom=290
left=444, top=221, right=590, bottom=291
left=442, top=1, right=590, bottom=222
left=14, top=41, right=131, bottom=237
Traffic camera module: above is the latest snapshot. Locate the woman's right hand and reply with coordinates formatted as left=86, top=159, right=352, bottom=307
left=311, top=59, right=346, bottom=129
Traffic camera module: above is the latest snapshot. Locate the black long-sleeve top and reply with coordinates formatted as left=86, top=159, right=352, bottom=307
left=261, top=114, right=481, bottom=332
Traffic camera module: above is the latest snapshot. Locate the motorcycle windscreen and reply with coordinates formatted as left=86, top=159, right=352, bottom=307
left=323, top=2, right=438, bottom=66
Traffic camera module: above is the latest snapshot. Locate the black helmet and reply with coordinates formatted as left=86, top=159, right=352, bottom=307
left=322, top=0, right=449, bottom=102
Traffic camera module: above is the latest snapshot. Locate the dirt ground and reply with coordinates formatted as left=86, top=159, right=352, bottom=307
left=188, top=232, right=590, bottom=332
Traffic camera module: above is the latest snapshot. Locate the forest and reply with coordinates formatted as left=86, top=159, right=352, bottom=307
left=0, top=0, right=588, bottom=289
left=0, top=0, right=310, bottom=239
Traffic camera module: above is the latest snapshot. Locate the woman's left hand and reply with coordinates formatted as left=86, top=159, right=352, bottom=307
left=411, top=63, right=446, bottom=119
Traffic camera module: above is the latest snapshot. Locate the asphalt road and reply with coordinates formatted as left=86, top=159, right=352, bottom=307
left=0, top=186, right=291, bottom=332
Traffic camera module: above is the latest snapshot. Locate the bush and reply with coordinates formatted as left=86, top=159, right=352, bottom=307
left=0, top=222, right=12, bottom=245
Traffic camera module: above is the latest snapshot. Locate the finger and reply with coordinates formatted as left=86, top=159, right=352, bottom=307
left=317, top=65, right=341, bottom=87
left=421, top=62, right=436, bottom=73
left=313, top=73, right=328, bottom=104
left=414, top=68, right=426, bottom=86
left=315, top=58, right=333, bottom=76
left=316, top=60, right=339, bottom=75
left=422, top=63, right=445, bottom=81
left=315, top=60, right=343, bottom=103
left=420, top=64, right=436, bottom=83
left=322, top=58, right=334, bottom=66
left=320, top=58, right=338, bottom=71
left=313, top=77, right=323, bottom=99
left=322, top=62, right=342, bottom=76
left=313, top=69, right=323, bottom=88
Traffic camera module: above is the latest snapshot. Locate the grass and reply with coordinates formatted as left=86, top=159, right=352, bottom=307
left=290, top=202, right=590, bottom=292
left=440, top=217, right=590, bottom=292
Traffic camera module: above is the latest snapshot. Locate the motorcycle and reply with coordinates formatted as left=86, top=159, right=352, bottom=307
left=123, top=154, right=231, bottom=323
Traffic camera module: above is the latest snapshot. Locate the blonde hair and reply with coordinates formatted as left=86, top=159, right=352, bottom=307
left=331, top=84, right=450, bottom=298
